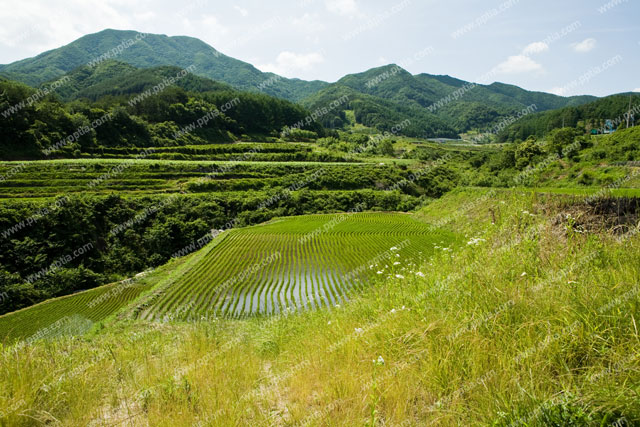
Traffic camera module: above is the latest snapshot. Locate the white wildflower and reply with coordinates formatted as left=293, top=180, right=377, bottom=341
left=466, top=237, right=486, bottom=246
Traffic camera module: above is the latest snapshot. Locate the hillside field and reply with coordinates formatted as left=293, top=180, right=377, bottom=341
left=0, top=212, right=455, bottom=342
left=0, top=189, right=638, bottom=425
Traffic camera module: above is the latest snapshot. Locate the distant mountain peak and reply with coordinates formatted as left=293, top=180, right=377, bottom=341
left=0, top=28, right=599, bottom=136
left=0, top=29, right=327, bottom=102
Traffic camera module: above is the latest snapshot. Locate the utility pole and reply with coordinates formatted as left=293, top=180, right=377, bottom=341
left=627, top=94, right=632, bottom=128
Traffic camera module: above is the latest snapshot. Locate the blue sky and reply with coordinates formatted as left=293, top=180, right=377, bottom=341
left=0, top=0, right=638, bottom=96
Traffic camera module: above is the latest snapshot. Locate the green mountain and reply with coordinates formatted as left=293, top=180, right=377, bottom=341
left=303, top=64, right=597, bottom=137
left=1, top=30, right=599, bottom=137
left=497, top=93, right=640, bottom=141
left=46, top=60, right=233, bottom=101
left=0, top=29, right=327, bottom=102
left=301, top=84, right=459, bottom=138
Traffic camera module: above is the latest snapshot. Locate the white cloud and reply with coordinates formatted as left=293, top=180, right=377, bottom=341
left=634, top=88, right=640, bottom=93
left=572, top=38, right=596, bottom=53
left=549, top=87, right=567, bottom=96
left=494, top=55, right=543, bottom=74
left=0, top=1, right=133, bottom=55
left=233, top=6, right=248, bottom=17
left=325, top=0, right=358, bottom=16
left=522, top=41, right=548, bottom=56
left=258, top=51, right=325, bottom=77
left=292, top=13, right=325, bottom=33
left=194, top=14, right=229, bottom=43
left=134, top=11, right=156, bottom=22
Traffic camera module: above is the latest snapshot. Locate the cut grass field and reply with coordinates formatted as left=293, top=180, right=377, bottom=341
left=0, top=189, right=638, bottom=425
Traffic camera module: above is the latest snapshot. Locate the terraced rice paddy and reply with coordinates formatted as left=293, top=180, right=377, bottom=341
left=0, top=278, right=149, bottom=343
left=140, top=212, right=456, bottom=320
left=0, top=212, right=455, bottom=341
left=0, top=159, right=377, bottom=198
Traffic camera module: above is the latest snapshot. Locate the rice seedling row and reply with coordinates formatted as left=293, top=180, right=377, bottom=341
left=0, top=280, right=150, bottom=342
left=142, top=212, right=456, bottom=320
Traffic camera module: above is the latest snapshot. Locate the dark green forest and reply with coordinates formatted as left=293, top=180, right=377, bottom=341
left=0, top=65, right=323, bottom=159
left=497, top=93, right=640, bottom=142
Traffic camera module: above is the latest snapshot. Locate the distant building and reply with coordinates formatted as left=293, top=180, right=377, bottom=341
left=603, top=119, right=616, bottom=134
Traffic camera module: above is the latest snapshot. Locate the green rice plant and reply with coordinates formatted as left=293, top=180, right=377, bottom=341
left=140, top=212, right=456, bottom=320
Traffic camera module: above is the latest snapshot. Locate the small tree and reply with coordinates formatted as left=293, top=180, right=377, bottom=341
left=515, top=137, right=543, bottom=169
left=546, top=128, right=575, bottom=156
left=378, top=139, right=395, bottom=156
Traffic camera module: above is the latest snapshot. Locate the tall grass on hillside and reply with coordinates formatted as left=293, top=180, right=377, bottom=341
left=0, top=189, right=638, bottom=426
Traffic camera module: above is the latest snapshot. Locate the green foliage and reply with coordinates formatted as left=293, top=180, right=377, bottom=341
left=514, top=137, right=543, bottom=170
left=498, top=93, right=640, bottom=142
left=0, top=158, right=438, bottom=314
left=0, top=70, right=322, bottom=158
left=0, top=29, right=327, bottom=101
left=302, top=64, right=595, bottom=137
left=282, top=129, right=318, bottom=142
left=0, top=190, right=639, bottom=425
left=546, top=128, right=576, bottom=156
left=301, top=84, right=458, bottom=138
left=53, top=61, right=233, bottom=101
left=378, top=139, right=395, bottom=156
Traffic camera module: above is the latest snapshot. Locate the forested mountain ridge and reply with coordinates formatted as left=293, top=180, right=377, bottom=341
left=1, top=29, right=603, bottom=139
left=498, top=93, right=640, bottom=141
left=300, top=83, right=460, bottom=138
left=0, top=64, right=323, bottom=159
left=45, top=60, right=234, bottom=101
left=302, top=64, right=597, bottom=136
left=0, top=29, right=327, bottom=102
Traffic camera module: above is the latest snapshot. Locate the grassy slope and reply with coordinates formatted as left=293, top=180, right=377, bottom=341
left=0, top=189, right=638, bottom=425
